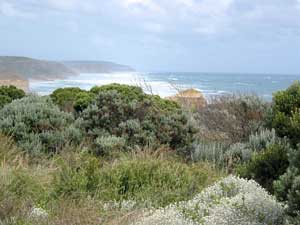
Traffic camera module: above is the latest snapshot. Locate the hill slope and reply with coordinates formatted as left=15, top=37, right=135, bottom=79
left=0, top=56, right=77, bottom=80
left=63, top=61, right=135, bottom=73
left=0, top=57, right=135, bottom=82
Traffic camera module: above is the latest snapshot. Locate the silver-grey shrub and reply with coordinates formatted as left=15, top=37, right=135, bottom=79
left=192, top=129, right=283, bottom=169
left=132, top=176, right=284, bottom=225
left=0, top=95, right=82, bottom=154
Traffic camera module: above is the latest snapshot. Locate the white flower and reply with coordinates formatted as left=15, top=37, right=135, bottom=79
left=30, top=207, right=48, bottom=219
left=132, top=176, right=284, bottom=225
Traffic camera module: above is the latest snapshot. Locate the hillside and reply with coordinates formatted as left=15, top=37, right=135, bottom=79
left=63, top=61, right=135, bottom=73
left=0, top=57, right=135, bottom=84
left=0, top=56, right=77, bottom=81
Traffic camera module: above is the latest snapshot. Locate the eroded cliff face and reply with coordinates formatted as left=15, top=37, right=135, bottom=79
left=0, top=79, right=29, bottom=92
left=166, top=89, right=207, bottom=110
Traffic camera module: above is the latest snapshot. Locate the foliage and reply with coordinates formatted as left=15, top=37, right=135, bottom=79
left=97, top=156, right=221, bottom=207
left=191, top=129, right=282, bottom=171
left=133, top=176, right=284, bottom=225
left=191, top=140, right=227, bottom=167
left=50, top=87, right=94, bottom=112
left=195, top=94, right=268, bottom=143
left=0, top=85, right=25, bottom=108
left=274, top=144, right=300, bottom=217
left=268, top=81, right=300, bottom=145
left=91, top=83, right=179, bottom=111
left=52, top=152, right=222, bottom=208
left=91, top=83, right=145, bottom=102
left=237, top=144, right=289, bottom=193
left=80, top=89, right=195, bottom=156
left=0, top=95, right=82, bottom=154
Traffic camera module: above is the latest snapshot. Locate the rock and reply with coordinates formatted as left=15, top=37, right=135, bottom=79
left=0, top=73, right=29, bottom=92
left=166, top=88, right=206, bottom=110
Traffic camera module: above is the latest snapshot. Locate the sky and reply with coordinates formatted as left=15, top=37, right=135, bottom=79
left=0, top=0, right=300, bottom=73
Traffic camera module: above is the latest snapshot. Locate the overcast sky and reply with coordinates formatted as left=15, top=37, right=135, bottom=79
left=0, top=0, right=300, bottom=73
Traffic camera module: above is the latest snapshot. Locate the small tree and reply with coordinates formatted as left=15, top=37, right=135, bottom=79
left=268, top=81, right=300, bottom=145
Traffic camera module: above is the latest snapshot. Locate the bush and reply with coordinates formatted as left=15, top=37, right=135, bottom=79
left=274, top=144, right=300, bottom=217
left=237, top=144, right=289, bottom=192
left=133, top=176, right=284, bottom=225
left=80, top=88, right=195, bottom=156
left=0, top=85, right=25, bottom=108
left=50, top=87, right=94, bottom=113
left=91, top=83, right=145, bottom=102
left=225, top=129, right=281, bottom=166
left=195, top=94, right=268, bottom=143
left=268, top=81, right=300, bottom=146
left=191, top=129, right=282, bottom=171
left=0, top=95, right=82, bottom=154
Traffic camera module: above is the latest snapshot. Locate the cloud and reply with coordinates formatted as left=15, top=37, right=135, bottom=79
left=46, top=0, right=98, bottom=13
left=1, top=0, right=300, bottom=39
left=143, top=22, right=164, bottom=33
left=120, top=0, right=165, bottom=16
left=0, top=1, right=34, bottom=18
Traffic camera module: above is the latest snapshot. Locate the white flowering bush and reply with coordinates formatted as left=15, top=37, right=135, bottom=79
left=132, top=176, right=284, bottom=225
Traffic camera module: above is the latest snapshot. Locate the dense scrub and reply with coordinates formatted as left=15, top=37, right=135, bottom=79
left=1, top=82, right=300, bottom=224
left=81, top=90, right=195, bottom=156
left=0, top=139, right=222, bottom=225
left=0, top=95, right=82, bottom=155
left=132, top=176, right=284, bottom=225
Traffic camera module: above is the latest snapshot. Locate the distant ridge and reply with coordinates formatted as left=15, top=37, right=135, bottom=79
left=0, top=56, right=76, bottom=80
left=0, top=56, right=135, bottom=82
left=62, top=61, right=135, bottom=73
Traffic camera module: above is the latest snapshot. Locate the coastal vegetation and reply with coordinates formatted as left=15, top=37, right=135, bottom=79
left=0, top=82, right=300, bottom=224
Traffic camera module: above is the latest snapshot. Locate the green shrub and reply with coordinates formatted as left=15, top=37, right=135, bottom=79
left=50, top=87, right=94, bottom=112
left=192, top=129, right=281, bottom=171
left=274, top=145, right=300, bottom=217
left=237, top=144, right=289, bottom=192
left=52, top=154, right=99, bottom=199
left=91, top=83, right=179, bottom=112
left=90, top=83, right=145, bottom=102
left=0, top=96, right=82, bottom=154
left=97, top=157, right=221, bottom=207
left=80, top=88, right=195, bottom=156
left=94, top=135, right=126, bottom=155
left=51, top=152, right=222, bottom=207
left=0, top=85, right=25, bottom=108
left=268, top=81, right=300, bottom=145
left=74, top=91, right=94, bottom=112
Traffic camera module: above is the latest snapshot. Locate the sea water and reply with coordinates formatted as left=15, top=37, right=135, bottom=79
left=29, top=72, right=300, bottom=101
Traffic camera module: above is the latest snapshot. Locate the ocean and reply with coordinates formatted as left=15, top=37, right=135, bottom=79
left=29, top=72, right=300, bottom=101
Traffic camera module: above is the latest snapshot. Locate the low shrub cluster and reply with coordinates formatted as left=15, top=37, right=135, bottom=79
left=50, top=87, right=94, bottom=112
left=0, top=95, right=82, bottom=155
left=80, top=84, right=195, bottom=156
left=52, top=151, right=221, bottom=207
left=267, top=81, right=300, bottom=146
left=132, top=176, right=284, bottom=225
left=0, top=85, right=25, bottom=108
left=195, top=94, right=268, bottom=143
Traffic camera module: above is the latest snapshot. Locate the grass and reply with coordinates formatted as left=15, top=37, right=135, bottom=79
left=0, top=137, right=223, bottom=225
